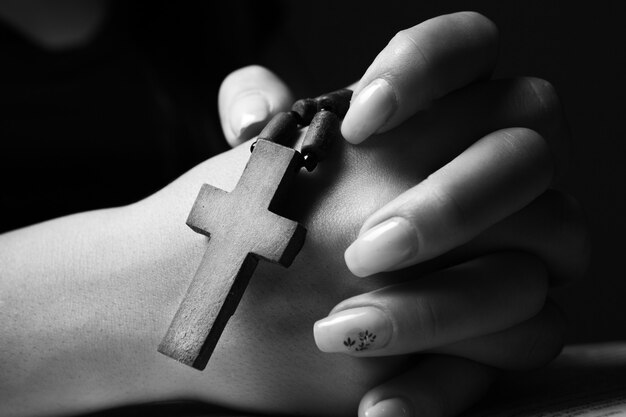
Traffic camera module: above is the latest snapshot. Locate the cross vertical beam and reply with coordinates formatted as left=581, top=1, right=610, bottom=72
left=158, top=140, right=306, bottom=370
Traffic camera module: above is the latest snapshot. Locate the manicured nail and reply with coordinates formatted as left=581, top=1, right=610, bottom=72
left=313, top=306, right=392, bottom=354
left=344, top=217, right=418, bottom=277
left=341, top=78, right=396, bottom=144
left=365, top=398, right=413, bottom=417
left=229, top=92, right=270, bottom=142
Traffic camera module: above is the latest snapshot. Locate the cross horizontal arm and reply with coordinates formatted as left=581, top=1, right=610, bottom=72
left=251, top=210, right=306, bottom=266
left=187, top=184, right=229, bottom=236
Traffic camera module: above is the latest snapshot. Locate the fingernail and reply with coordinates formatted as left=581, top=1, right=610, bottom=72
left=229, top=92, right=270, bottom=142
left=365, top=398, right=413, bottom=417
left=344, top=217, right=418, bottom=277
left=313, top=306, right=392, bottom=354
left=341, top=78, right=396, bottom=144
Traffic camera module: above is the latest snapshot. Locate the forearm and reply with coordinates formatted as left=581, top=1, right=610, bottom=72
left=1, top=137, right=411, bottom=417
left=0, top=146, right=250, bottom=416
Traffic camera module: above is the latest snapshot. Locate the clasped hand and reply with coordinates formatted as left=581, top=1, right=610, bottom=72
left=218, top=12, right=589, bottom=417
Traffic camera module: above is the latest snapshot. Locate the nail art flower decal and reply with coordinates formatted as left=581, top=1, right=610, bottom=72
left=313, top=306, right=391, bottom=353
left=343, top=330, right=377, bottom=351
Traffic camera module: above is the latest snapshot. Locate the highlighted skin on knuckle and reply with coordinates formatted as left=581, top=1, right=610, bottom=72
left=499, top=127, right=555, bottom=184
left=390, top=28, right=430, bottom=67
left=522, top=76, right=569, bottom=174
left=525, top=77, right=562, bottom=120
left=498, top=127, right=544, bottom=160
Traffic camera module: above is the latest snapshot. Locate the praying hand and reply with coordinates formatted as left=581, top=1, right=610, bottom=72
left=0, top=8, right=589, bottom=417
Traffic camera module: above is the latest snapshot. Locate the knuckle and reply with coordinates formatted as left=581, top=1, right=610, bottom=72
left=498, top=128, right=554, bottom=180
left=520, top=77, right=571, bottom=174
left=388, top=28, right=428, bottom=66
left=500, top=126, right=546, bottom=152
left=525, top=77, right=561, bottom=115
left=389, top=28, right=414, bottom=50
left=391, top=28, right=410, bottom=42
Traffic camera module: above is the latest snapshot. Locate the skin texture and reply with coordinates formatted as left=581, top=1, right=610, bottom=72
left=0, top=73, right=586, bottom=416
left=215, top=63, right=586, bottom=417
left=0, top=8, right=591, bottom=417
left=0, top=130, right=411, bottom=417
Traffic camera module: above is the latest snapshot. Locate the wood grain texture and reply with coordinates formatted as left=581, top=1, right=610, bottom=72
left=301, top=110, right=340, bottom=166
left=257, top=112, right=299, bottom=146
left=291, top=98, right=317, bottom=125
left=158, top=140, right=306, bottom=370
left=315, top=88, right=352, bottom=118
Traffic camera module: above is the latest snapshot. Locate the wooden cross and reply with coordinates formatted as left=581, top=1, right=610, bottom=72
left=158, top=139, right=306, bottom=370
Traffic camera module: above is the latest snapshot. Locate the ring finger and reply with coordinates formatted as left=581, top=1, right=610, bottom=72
left=314, top=252, right=548, bottom=356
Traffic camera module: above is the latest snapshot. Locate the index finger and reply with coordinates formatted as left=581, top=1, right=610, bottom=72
left=341, top=11, right=499, bottom=144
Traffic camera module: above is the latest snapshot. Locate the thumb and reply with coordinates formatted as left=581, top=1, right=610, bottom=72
left=218, top=65, right=294, bottom=147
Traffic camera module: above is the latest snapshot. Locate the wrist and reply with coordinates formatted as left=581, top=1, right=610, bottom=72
left=122, top=142, right=254, bottom=399
left=0, top=145, right=252, bottom=416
